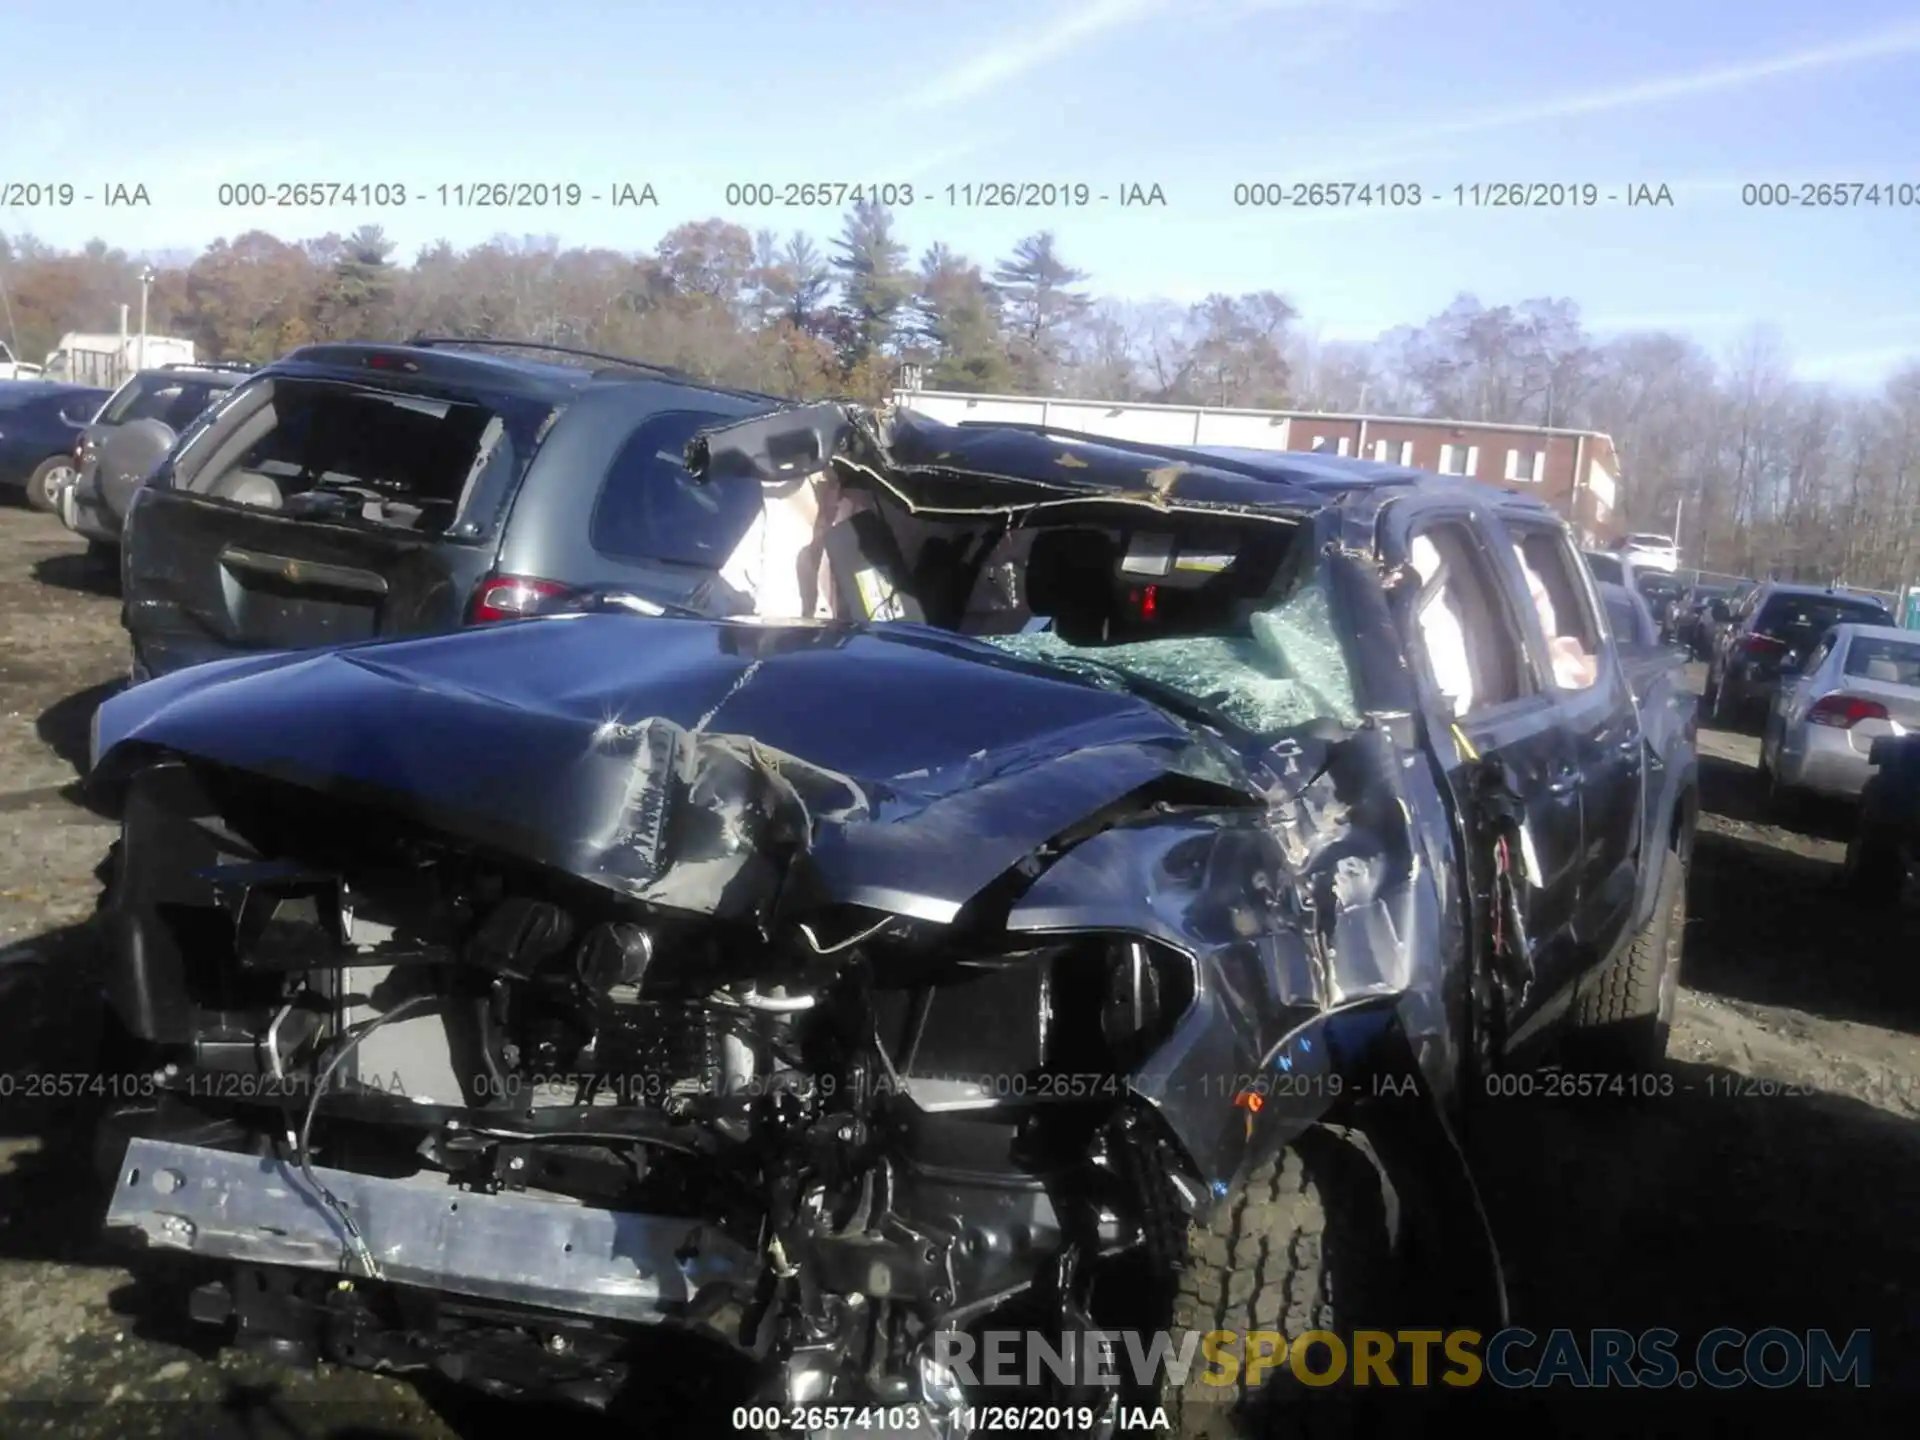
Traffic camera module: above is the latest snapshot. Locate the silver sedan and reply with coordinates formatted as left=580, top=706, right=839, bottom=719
left=1760, top=622, right=1920, bottom=807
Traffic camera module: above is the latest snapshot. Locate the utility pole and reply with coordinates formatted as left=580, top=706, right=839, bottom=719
left=138, top=265, right=155, bottom=374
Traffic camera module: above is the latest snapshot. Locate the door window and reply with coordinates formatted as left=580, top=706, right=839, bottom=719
left=1511, top=527, right=1603, bottom=690
left=1406, top=521, right=1531, bottom=718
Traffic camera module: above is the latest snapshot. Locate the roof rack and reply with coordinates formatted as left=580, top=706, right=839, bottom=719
left=944, top=418, right=1297, bottom=483
left=942, top=416, right=1414, bottom=488
left=404, top=334, right=695, bottom=378
left=158, top=360, right=256, bottom=373
left=403, top=334, right=788, bottom=405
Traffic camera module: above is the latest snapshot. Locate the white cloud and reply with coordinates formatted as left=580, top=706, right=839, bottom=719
left=1354, top=19, right=1920, bottom=144
left=904, top=0, right=1383, bottom=110
left=906, top=0, right=1169, bottom=110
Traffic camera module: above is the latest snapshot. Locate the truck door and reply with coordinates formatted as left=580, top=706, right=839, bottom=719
left=1396, top=514, right=1586, bottom=1040
left=1507, top=521, right=1646, bottom=972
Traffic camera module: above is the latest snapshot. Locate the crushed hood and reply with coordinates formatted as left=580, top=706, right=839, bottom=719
left=90, top=613, right=1264, bottom=924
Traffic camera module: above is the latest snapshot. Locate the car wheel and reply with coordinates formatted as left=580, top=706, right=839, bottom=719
left=1844, top=824, right=1906, bottom=909
left=24, top=456, right=76, bottom=513
left=1153, top=1130, right=1396, bottom=1438
left=1566, top=844, right=1688, bottom=1074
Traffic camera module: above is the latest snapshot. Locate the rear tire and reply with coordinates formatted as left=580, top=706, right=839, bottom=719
left=1567, top=846, right=1687, bottom=1073
left=25, top=456, right=73, bottom=512
left=1845, top=825, right=1905, bottom=909
left=1158, top=1130, right=1395, bottom=1439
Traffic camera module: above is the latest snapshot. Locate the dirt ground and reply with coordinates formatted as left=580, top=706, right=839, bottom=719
left=0, top=501, right=1916, bottom=1438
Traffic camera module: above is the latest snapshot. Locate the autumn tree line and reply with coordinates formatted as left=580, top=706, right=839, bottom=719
left=4, top=205, right=1918, bottom=591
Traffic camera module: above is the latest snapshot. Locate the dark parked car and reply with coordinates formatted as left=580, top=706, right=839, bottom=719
left=0, top=380, right=112, bottom=509
left=118, top=339, right=785, bottom=680
left=1705, top=582, right=1897, bottom=731
left=1671, top=580, right=1737, bottom=658
left=1631, top=568, right=1686, bottom=637
left=1696, top=579, right=1759, bottom=663
left=1847, top=731, right=1920, bottom=906
left=60, top=362, right=254, bottom=551
left=86, top=411, right=1697, bottom=1434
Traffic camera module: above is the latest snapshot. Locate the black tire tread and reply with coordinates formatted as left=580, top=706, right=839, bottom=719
left=1160, top=1132, right=1389, bottom=1439
left=1846, top=828, right=1905, bottom=909
left=1568, top=849, right=1685, bottom=1071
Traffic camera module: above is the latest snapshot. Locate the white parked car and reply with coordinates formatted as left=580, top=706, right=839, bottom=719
left=0, top=341, right=45, bottom=380
left=1760, top=622, right=1920, bottom=809
left=1620, top=533, right=1679, bottom=572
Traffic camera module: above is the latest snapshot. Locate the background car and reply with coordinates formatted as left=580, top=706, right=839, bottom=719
left=1706, top=583, right=1897, bottom=731
left=1632, top=567, right=1688, bottom=638
left=118, top=338, right=786, bottom=680
left=0, top=381, right=113, bottom=509
left=1672, top=579, right=1738, bottom=657
left=60, top=362, right=253, bottom=550
left=1621, top=532, right=1680, bottom=571
left=1760, top=623, right=1920, bottom=812
left=1698, top=579, right=1759, bottom=660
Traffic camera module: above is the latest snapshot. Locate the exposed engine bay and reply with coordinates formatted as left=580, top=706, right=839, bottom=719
left=100, top=735, right=1318, bottom=1429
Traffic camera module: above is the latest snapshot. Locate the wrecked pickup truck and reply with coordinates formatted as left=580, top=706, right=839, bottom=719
left=82, top=406, right=1697, bottom=1437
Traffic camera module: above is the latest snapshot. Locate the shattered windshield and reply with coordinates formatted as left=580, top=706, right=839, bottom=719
left=975, top=528, right=1359, bottom=735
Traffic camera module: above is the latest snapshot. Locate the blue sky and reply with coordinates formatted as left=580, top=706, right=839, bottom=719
left=4, top=0, right=1918, bottom=386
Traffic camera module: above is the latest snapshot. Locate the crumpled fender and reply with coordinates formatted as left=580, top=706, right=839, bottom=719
left=1010, top=720, right=1468, bottom=1198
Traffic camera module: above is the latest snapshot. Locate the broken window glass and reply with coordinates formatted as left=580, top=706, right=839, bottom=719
left=982, top=563, right=1359, bottom=734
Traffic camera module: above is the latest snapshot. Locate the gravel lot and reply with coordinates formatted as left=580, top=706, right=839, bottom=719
left=1, top=502, right=1916, bottom=1437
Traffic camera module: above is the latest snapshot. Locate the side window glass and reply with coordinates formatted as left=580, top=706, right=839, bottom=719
left=1511, top=527, right=1603, bottom=691
left=1406, top=522, right=1531, bottom=719
left=589, top=410, right=760, bottom=567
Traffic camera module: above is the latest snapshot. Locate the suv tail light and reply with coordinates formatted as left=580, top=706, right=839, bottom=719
left=467, top=574, right=576, bottom=624
left=1741, top=633, right=1787, bottom=656
left=1807, top=694, right=1889, bottom=728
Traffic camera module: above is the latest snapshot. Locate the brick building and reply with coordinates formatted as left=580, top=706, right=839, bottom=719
left=891, top=384, right=1624, bottom=544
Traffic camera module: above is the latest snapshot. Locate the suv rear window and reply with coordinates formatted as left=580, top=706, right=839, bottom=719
left=182, top=378, right=554, bottom=538
left=1756, top=593, right=1892, bottom=638
left=590, top=409, right=763, bottom=567
left=100, top=375, right=226, bottom=429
